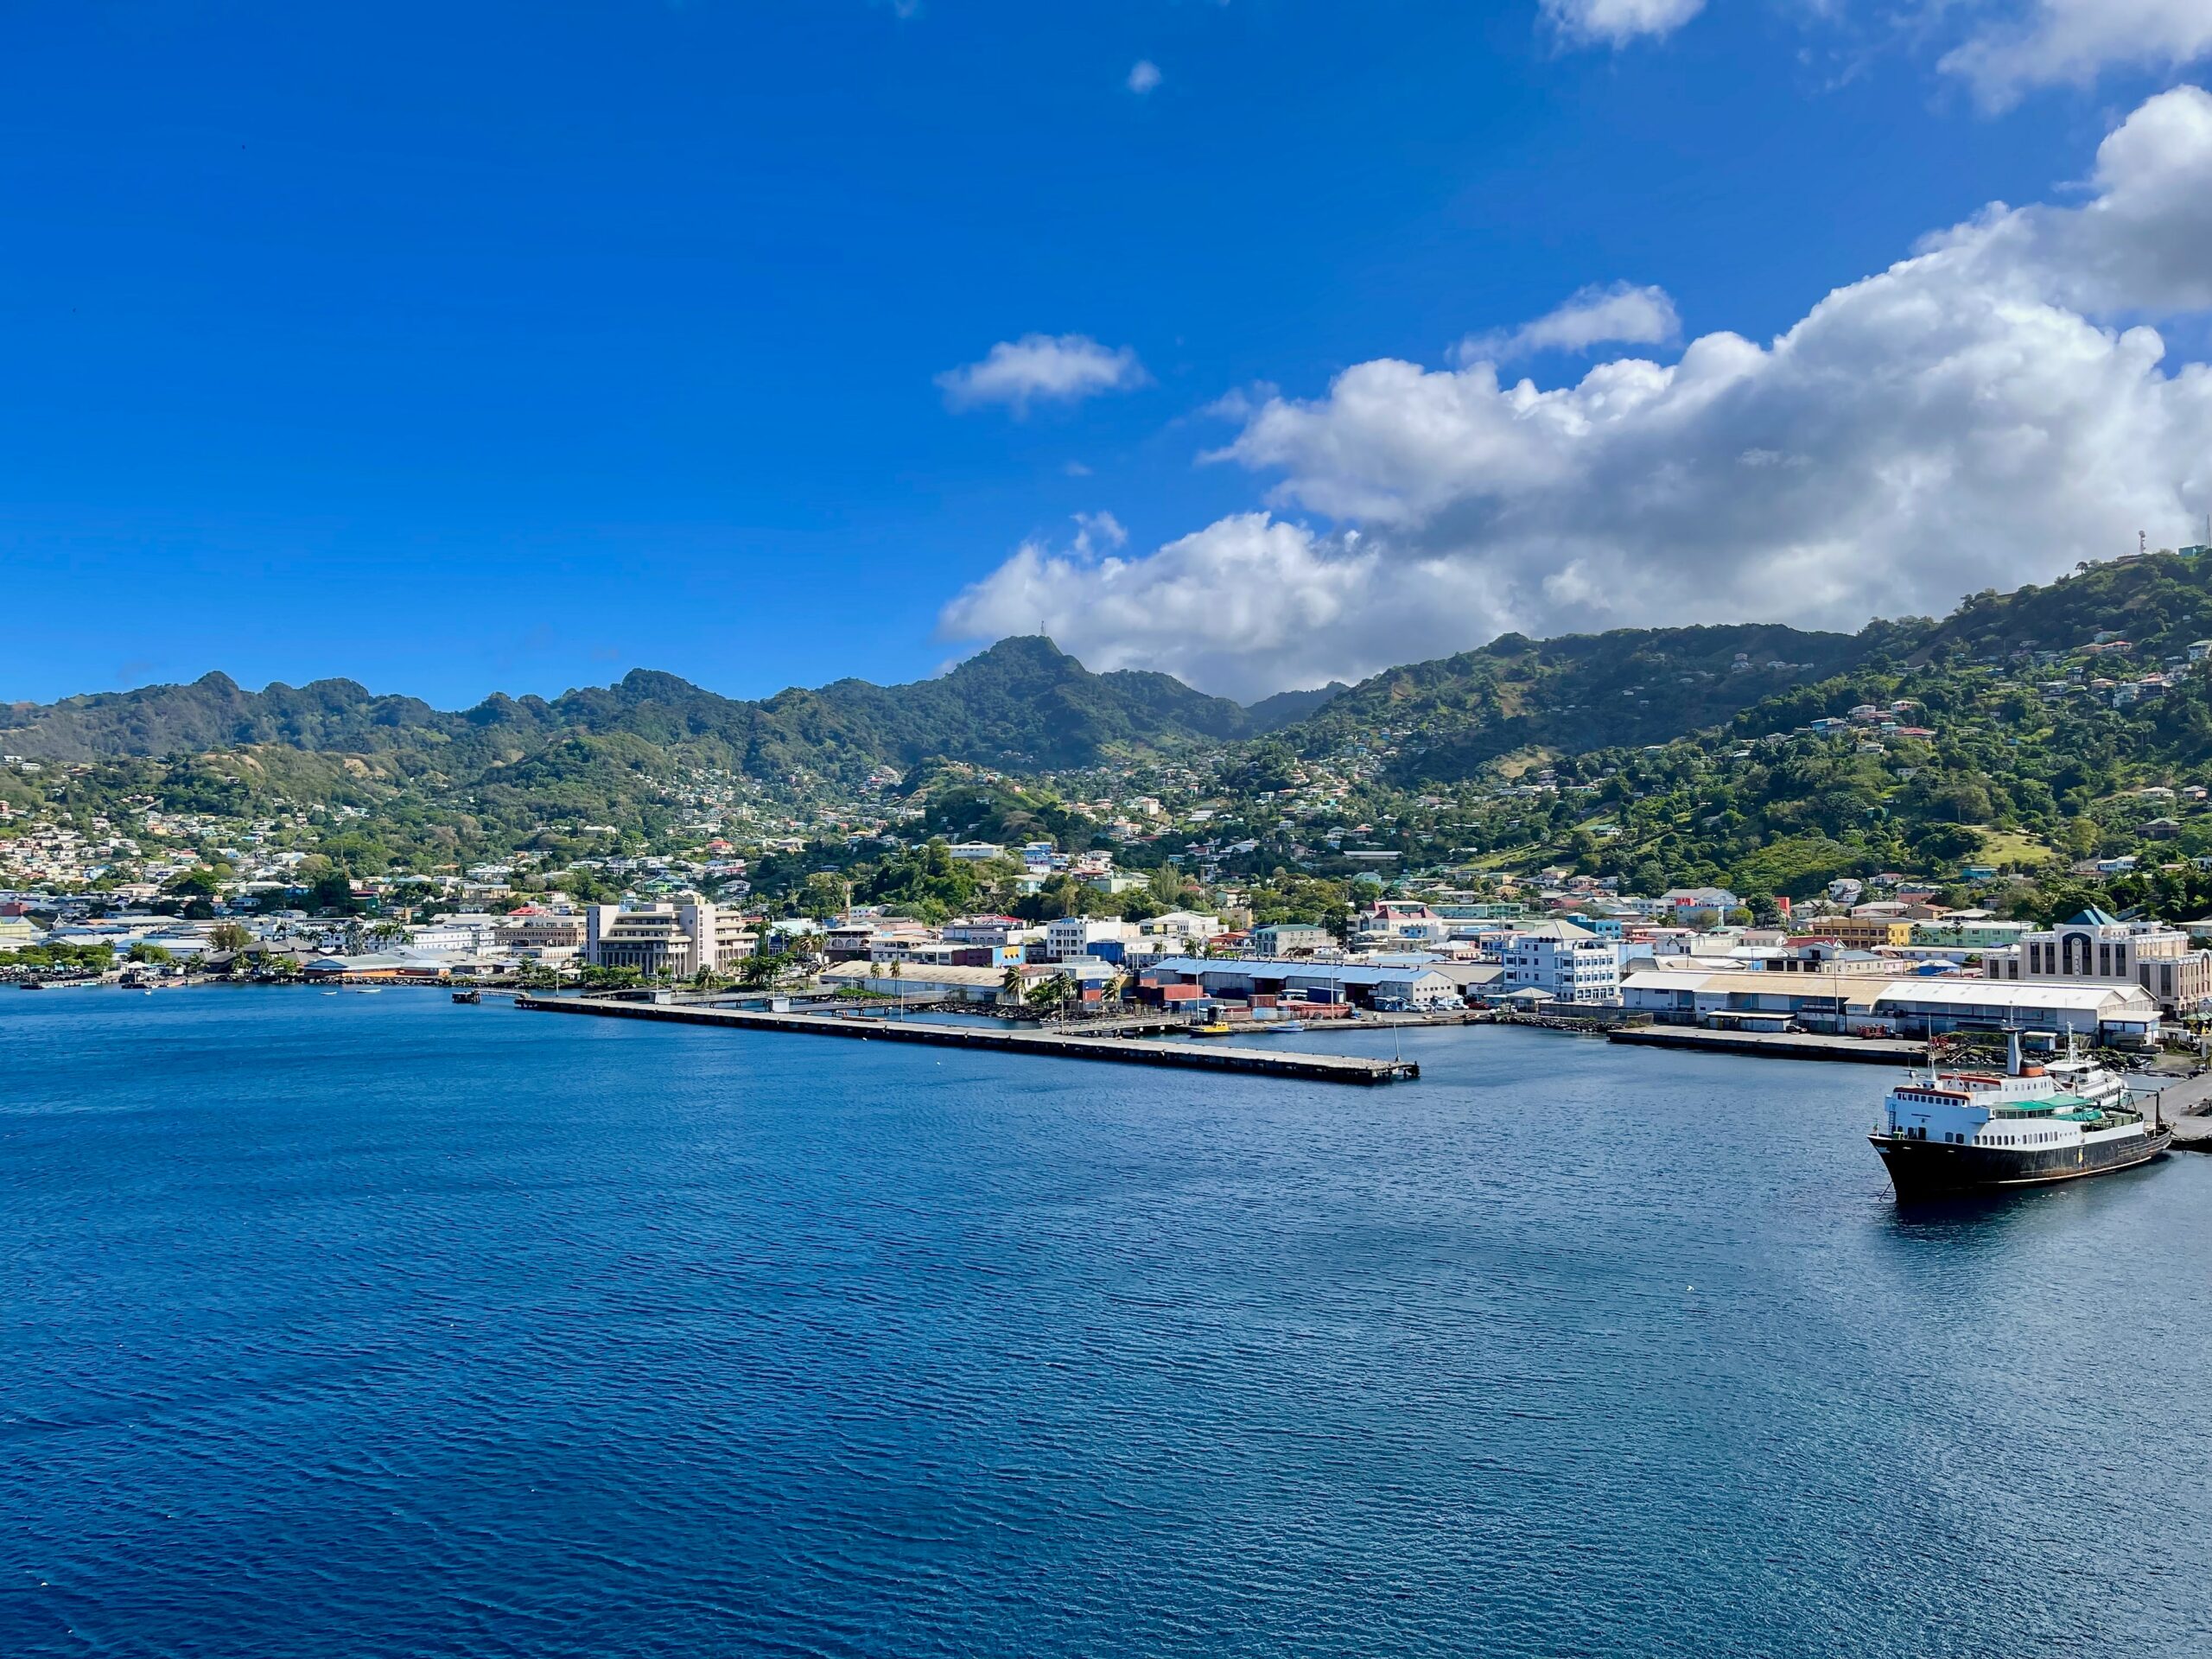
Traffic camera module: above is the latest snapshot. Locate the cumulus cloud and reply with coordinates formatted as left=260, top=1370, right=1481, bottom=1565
left=939, top=88, right=2212, bottom=700
left=1459, top=282, right=1682, bottom=362
left=936, top=334, right=1149, bottom=415
left=1128, top=60, right=1162, bottom=94
left=1071, top=511, right=1128, bottom=555
left=1942, top=0, right=2212, bottom=109
left=941, top=514, right=1383, bottom=699
left=1541, top=0, right=1706, bottom=48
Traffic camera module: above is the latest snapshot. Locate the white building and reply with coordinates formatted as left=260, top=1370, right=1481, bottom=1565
left=1622, top=968, right=2159, bottom=1042
left=1352, top=901, right=1449, bottom=949
left=1045, top=916, right=1136, bottom=962
left=402, top=912, right=499, bottom=957
left=1501, top=922, right=1620, bottom=1004
left=1137, top=910, right=1226, bottom=949
left=946, top=842, right=1005, bottom=862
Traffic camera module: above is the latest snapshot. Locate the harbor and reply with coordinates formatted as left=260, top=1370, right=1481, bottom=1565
left=515, top=993, right=1421, bottom=1084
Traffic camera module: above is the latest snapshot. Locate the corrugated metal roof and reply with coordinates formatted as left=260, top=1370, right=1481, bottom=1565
left=1870, top=979, right=2149, bottom=1012
left=1147, top=957, right=1457, bottom=987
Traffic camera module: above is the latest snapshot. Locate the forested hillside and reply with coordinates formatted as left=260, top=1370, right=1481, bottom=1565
left=0, top=636, right=1331, bottom=780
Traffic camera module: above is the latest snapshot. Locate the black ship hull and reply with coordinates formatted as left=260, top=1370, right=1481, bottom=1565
left=1872, top=1128, right=2172, bottom=1200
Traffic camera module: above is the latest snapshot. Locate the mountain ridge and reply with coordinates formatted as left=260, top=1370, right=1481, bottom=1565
left=0, top=637, right=1331, bottom=775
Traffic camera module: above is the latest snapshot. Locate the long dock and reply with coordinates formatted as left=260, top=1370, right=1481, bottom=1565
left=1609, top=1026, right=1927, bottom=1066
left=515, top=995, right=1420, bottom=1084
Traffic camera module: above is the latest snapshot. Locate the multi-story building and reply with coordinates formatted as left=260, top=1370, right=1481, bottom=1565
left=1351, top=900, right=1448, bottom=950
left=1662, top=887, right=1740, bottom=925
left=1815, top=916, right=1916, bottom=950
left=1250, top=922, right=1332, bottom=956
left=1981, top=906, right=2212, bottom=1014
left=493, top=907, right=588, bottom=962
left=1045, top=916, right=1136, bottom=963
left=401, top=912, right=500, bottom=957
left=583, top=901, right=756, bottom=978
left=1501, top=922, right=1620, bottom=1004
left=1910, top=918, right=2032, bottom=951
left=1138, top=910, right=1226, bottom=947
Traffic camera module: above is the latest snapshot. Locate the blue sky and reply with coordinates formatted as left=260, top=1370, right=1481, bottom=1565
left=5, top=1, right=2212, bottom=706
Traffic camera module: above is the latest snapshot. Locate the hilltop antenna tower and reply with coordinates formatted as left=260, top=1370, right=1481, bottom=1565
left=2140, top=530, right=2148, bottom=556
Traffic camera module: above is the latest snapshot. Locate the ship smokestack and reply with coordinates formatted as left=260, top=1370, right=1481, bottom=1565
left=2007, top=1030, right=2022, bottom=1077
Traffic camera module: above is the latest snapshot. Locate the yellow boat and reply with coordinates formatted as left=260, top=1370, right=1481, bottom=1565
left=1191, top=1021, right=1235, bottom=1037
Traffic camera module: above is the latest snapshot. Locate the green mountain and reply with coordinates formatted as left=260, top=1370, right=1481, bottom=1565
left=1277, top=623, right=1880, bottom=784
left=1265, top=555, right=2212, bottom=789
left=0, top=636, right=1332, bottom=779
left=1419, top=553, right=2212, bottom=912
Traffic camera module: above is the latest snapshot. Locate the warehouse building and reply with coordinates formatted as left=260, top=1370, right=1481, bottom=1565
left=1620, top=969, right=2159, bottom=1043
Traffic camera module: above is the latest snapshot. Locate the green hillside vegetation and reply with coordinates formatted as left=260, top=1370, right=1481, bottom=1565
left=1282, top=623, right=1878, bottom=785
left=21, top=552, right=2212, bottom=922
left=0, top=636, right=1330, bottom=781
left=1425, top=559, right=2212, bottom=912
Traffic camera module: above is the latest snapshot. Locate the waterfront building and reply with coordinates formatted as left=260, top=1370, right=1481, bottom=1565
left=817, top=962, right=1007, bottom=1004
left=1500, top=922, right=1620, bottom=1005
left=1979, top=906, right=2212, bottom=1014
left=493, top=907, right=587, bottom=962
left=1141, top=956, right=1465, bottom=1012
left=401, top=912, right=499, bottom=956
left=583, top=901, right=755, bottom=978
left=1621, top=969, right=2159, bottom=1042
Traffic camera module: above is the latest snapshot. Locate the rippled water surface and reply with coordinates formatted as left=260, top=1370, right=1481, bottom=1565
left=6, top=988, right=2212, bottom=1656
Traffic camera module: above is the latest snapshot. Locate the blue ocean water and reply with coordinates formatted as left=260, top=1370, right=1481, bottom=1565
left=4, top=988, right=2211, bottom=1657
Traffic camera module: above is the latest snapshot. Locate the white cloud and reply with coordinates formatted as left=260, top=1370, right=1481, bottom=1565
left=939, top=87, right=2212, bottom=699
left=1071, top=511, right=1128, bottom=556
left=1128, top=60, right=1162, bottom=94
left=941, top=513, right=1381, bottom=699
left=935, top=334, right=1149, bottom=416
left=1541, top=0, right=1706, bottom=48
left=1942, top=0, right=2212, bottom=110
left=1459, top=282, right=1682, bottom=361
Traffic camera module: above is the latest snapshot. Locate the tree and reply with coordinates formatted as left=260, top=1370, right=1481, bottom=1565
left=126, top=943, right=174, bottom=964
left=799, top=872, right=850, bottom=920
left=208, top=922, right=252, bottom=952
left=1025, top=972, right=1077, bottom=1016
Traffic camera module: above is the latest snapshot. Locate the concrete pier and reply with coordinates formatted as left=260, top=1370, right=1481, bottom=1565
left=516, top=995, right=1420, bottom=1084
left=1609, top=1026, right=1927, bottom=1066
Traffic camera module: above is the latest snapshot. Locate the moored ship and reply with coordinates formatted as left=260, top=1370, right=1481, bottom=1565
left=1871, top=1033, right=2170, bottom=1199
